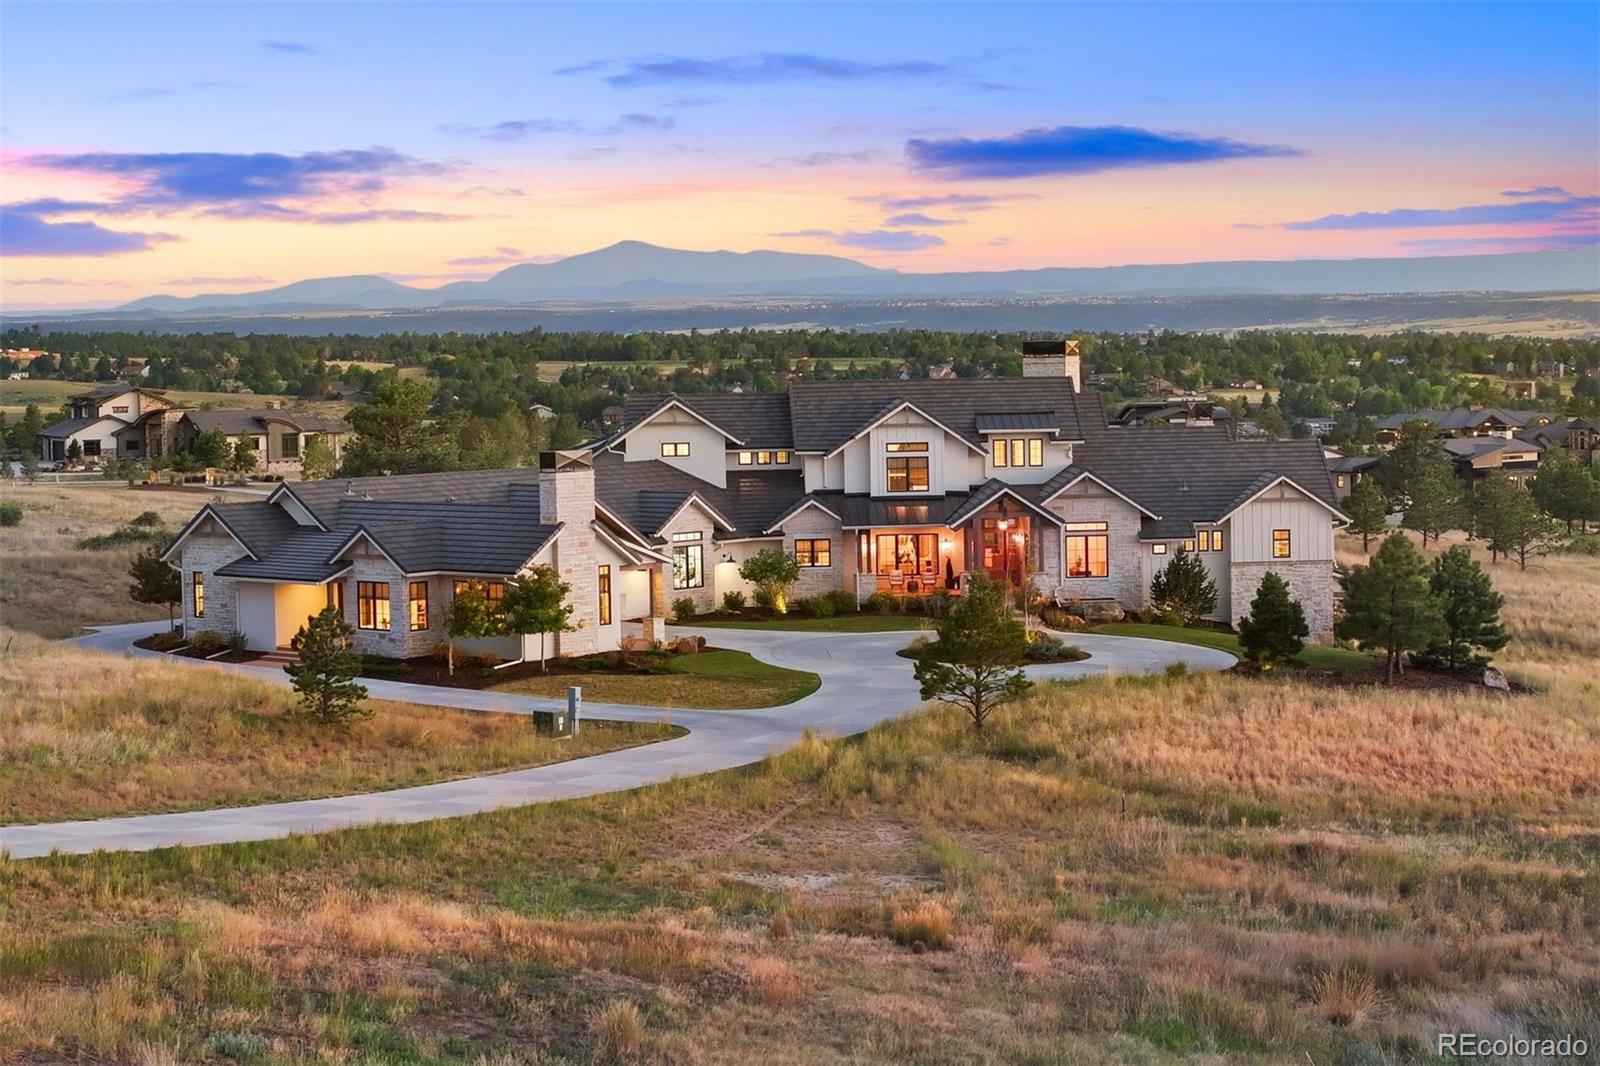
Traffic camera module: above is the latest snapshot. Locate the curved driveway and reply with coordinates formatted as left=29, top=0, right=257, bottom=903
left=0, top=621, right=1234, bottom=859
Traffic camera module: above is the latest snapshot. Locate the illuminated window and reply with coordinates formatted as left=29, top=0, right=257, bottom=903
left=1151, top=543, right=1168, bottom=555
left=992, top=438, right=1008, bottom=467
left=1009, top=438, right=1025, bottom=467
left=598, top=565, right=611, bottom=626
left=1065, top=522, right=1109, bottom=578
left=358, top=581, right=391, bottom=630
left=192, top=571, right=204, bottom=618
left=1029, top=438, right=1044, bottom=466
left=673, top=540, right=703, bottom=589
left=757, top=450, right=772, bottom=464
left=408, top=581, right=429, bottom=631
left=885, top=442, right=930, bottom=493
left=452, top=579, right=505, bottom=611
left=661, top=441, right=691, bottom=458
left=1183, top=539, right=1195, bottom=552
left=795, top=539, right=831, bottom=567
left=326, top=581, right=344, bottom=615
left=1212, top=530, right=1224, bottom=552
left=1197, top=530, right=1211, bottom=552
left=738, top=451, right=753, bottom=465
left=776, top=450, right=791, bottom=464
left=1272, top=529, right=1291, bottom=559
left=1335, top=474, right=1346, bottom=488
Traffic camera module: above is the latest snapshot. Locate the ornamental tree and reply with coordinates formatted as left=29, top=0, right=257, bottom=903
left=739, top=548, right=800, bottom=615
left=1149, top=549, right=1217, bottom=627
left=912, top=574, right=1032, bottom=732
left=500, top=565, right=574, bottom=672
left=443, top=582, right=496, bottom=676
left=1236, top=570, right=1309, bottom=671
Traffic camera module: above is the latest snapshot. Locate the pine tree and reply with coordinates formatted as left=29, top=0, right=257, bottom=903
left=912, top=574, right=1032, bottom=732
left=1236, top=571, right=1309, bottom=671
left=1412, top=546, right=1509, bottom=672
left=501, top=565, right=574, bottom=671
left=128, top=544, right=183, bottom=630
left=1336, top=532, right=1444, bottom=683
left=1375, top=419, right=1444, bottom=504
left=1474, top=471, right=1563, bottom=570
left=1530, top=448, right=1600, bottom=532
left=1343, top=478, right=1388, bottom=552
left=286, top=608, right=370, bottom=725
left=1401, top=457, right=1465, bottom=547
left=1149, top=549, right=1217, bottom=626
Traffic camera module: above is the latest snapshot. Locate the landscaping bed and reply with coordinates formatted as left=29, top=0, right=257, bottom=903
left=898, top=631, right=1089, bottom=665
left=133, top=630, right=264, bottom=664
left=358, top=644, right=822, bottom=709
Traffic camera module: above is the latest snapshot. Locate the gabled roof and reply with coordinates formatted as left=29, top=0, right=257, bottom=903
left=184, top=409, right=349, bottom=436
left=763, top=494, right=844, bottom=534
left=590, top=451, right=804, bottom=542
left=610, top=395, right=747, bottom=448
left=1326, top=454, right=1381, bottom=474
left=1038, top=464, right=1161, bottom=519
left=1215, top=473, right=1349, bottom=525
left=620, top=392, right=792, bottom=448
left=823, top=398, right=988, bottom=458
left=790, top=379, right=1087, bottom=452
left=40, top=414, right=126, bottom=437
left=159, top=501, right=298, bottom=564
left=1374, top=408, right=1559, bottom=432
left=944, top=479, right=1066, bottom=529
left=216, top=528, right=353, bottom=583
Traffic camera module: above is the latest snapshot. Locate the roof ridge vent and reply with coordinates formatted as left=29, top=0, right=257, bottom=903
left=344, top=481, right=356, bottom=496
left=362, top=490, right=373, bottom=500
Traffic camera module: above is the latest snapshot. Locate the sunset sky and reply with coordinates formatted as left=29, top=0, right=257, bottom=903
left=2, top=1, right=1597, bottom=308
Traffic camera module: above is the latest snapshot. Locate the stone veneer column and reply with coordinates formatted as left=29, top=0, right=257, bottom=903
left=639, top=564, right=668, bottom=643
left=539, top=450, right=601, bottom=656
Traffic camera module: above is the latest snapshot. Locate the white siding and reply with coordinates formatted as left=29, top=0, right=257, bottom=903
left=1227, top=484, right=1334, bottom=563
left=619, top=408, right=727, bottom=486
left=982, top=437, right=1074, bottom=485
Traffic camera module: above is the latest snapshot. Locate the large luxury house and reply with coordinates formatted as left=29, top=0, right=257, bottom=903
left=163, top=346, right=1347, bottom=661
left=39, top=385, right=348, bottom=476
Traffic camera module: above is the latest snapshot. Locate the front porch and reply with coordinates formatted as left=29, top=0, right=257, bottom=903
left=850, top=505, right=1051, bottom=598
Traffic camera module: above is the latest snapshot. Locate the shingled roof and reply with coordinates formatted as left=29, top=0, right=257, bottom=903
left=590, top=450, right=802, bottom=541
left=787, top=379, right=1087, bottom=452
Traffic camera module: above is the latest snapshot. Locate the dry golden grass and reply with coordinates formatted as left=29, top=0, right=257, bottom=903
left=0, top=626, right=676, bottom=823
left=0, top=483, right=209, bottom=637
left=0, top=527, right=1593, bottom=1063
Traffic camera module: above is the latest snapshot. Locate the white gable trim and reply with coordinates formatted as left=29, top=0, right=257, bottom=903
left=1039, top=470, right=1161, bottom=520
left=609, top=397, right=745, bottom=449
left=1220, top=474, right=1349, bottom=525
left=264, top=483, right=327, bottom=529
left=824, top=400, right=987, bottom=458
left=654, top=492, right=736, bottom=535
left=327, top=527, right=406, bottom=572
left=763, top=497, right=843, bottom=534
left=159, top=505, right=257, bottom=564
left=946, top=486, right=1066, bottom=529
left=592, top=520, right=670, bottom=564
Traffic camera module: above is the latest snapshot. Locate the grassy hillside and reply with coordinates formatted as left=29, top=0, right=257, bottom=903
left=0, top=378, right=346, bottom=419
left=1, top=534, right=1595, bottom=1062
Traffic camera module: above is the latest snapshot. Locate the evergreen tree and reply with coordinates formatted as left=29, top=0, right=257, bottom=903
left=341, top=378, right=458, bottom=475
left=1375, top=419, right=1443, bottom=504
left=1236, top=571, right=1309, bottom=671
left=1149, top=549, right=1218, bottom=626
left=1412, top=546, right=1509, bottom=672
left=1400, top=458, right=1465, bottom=547
left=1336, top=532, right=1444, bottom=683
left=1530, top=448, right=1600, bottom=532
left=912, top=574, right=1032, bottom=732
left=190, top=428, right=231, bottom=468
left=1474, top=471, right=1563, bottom=569
left=1343, top=477, right=1388, bottom=552
left=20, top=450, right=40, bottom=483
left=285, top=608, right=370, bottom=725
left=65, top=438, right=81, bottom=463
left=128, top=544, right=183, bottom=630
left=500, top=565, right=574, bottom=671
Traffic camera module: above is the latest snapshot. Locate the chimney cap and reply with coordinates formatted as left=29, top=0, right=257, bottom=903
left=539, top=448, right=595, bottom=471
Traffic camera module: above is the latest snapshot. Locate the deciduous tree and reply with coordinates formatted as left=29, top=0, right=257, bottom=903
left=1336, top=532, right=1443, bottom=683
left=300, top=433, right=337, bottom=480
left=229, top=434, right=258, bottom=475
left=190, top=428, right=231, bottom=468
left=739, top=549, right=801, bottom=615
left=443, top=582, right=496, bottom=676
left=912, top=574, right=1032, bottom=732
left=500, top=565, right=574, bottom=671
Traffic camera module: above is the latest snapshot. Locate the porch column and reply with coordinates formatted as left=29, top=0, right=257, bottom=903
left=640, top=563, right=668, bottom=644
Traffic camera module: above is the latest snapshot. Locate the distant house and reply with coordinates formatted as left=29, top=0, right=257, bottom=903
left=1373, top=408, right=1558, bottom=444
left=527, top=403, right=557, bottom=420
left=1112, top=397, right=1232, bottom=430
left=1302, top=418, right=1338, bottom=438
left=5, top=371, right=27, bottom=381
left=601, top=405, right=626, bottom=427
left=928, top=362, right=956, bottom=380
left=1517, top=416, right=1599, bottom=467
left=39, top=386, right=174, bottom=464
left=1504, top=381, right=1537, bottom=400
left=1227, top=379, right=1264, bottom=391
left=1537, top=360, right=1565, bottom=378
left=1443, top=437, right=1543, bottom=485
left=1324, top=452, right=1380, bottom=501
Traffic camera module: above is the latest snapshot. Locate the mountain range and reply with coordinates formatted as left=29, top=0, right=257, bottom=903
left=113, top=240, right=1600, bottom=314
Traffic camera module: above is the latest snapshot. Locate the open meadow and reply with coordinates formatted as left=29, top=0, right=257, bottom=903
left=0, top=528, right=1595, bottom=1062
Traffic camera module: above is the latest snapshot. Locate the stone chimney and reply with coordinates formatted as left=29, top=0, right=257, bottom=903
left=538, top=449, right=600, bottom=655
left=1020, top=338, right=1082, bottom=390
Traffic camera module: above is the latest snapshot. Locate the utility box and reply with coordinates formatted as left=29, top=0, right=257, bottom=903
left=534, top=686, right=579, bottom=738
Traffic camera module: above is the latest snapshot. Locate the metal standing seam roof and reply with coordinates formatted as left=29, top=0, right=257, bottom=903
left=974, top=411, right=1061, bottom=433
left=40, top=415, right=128, bottom=437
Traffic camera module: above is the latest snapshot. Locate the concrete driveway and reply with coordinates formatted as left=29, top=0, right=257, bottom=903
left=0, top=621, right=1234, bottom=859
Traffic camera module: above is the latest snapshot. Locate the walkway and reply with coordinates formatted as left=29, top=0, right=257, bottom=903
left=0, top=621, right=1235, bottom=859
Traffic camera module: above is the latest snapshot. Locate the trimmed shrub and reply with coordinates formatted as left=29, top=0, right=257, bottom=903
left=863, top=592, right=897, bottom=614
left=0, top=501, right=22, bottom=527
left=824, top=588, right=857, bottom=614
left=920, top=593, right=948, bottom=618
left=721, top=589, right=747, bottom=611
left=796, top=596, right=836, bottom=618
left=187, top=630, right=225, bottom=655
left=671, top=597, right=697, bottom=623
left=226, top=630, right=248, bottom=655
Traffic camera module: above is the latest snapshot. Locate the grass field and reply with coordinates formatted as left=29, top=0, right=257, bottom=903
left=0, top=483, right=214, bottom=638
left=1089, top=621, right=1375, bottom=673
left=493, top=649, right=821, bottom=709
left=0, top=531, right=1594, bottom=1062
left=0, top=627, right=677, bottom=824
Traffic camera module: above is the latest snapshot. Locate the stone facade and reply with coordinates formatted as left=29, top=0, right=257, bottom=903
left=656, top=503, right=718, bottom=614
left=1041, top=481, right=1145, bottom=606
left=540, top=458, right=601, bottom=655
left=781, top=507, right=845, bottom=600
left=346, top=548, right=414, bottom=659
left=1229, top=559, right=1336, bottom=641
left=180, top=529, right=243, bottom=639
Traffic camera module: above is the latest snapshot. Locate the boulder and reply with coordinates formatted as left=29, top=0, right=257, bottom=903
left=620, top=636, right=654, bottom=653
left=1076, top=600, right=1126, bottom=624
left=1481, top=666, right=1510, bottom=691
left=675, top=636, right=701, bottom=655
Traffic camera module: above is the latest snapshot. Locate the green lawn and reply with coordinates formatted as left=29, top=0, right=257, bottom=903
left=1089, top=622, right=1375, bottom=674
left=492, top=649, right=820, bottom=709
left=683, top=614, right=934, bottom=633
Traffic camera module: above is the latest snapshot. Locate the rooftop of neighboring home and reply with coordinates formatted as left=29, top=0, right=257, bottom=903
left=182, top=408, right=349, bottom=436
left=1374, top=407, right=1560, bottom=433
left=1516, top=415, right=1599, bottom=449
left=1325, top=452, right=1381, bottom=474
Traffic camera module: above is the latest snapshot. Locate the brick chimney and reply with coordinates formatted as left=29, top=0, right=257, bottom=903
left=1020, top=338, right=1082, bottom=390
left=538, top=449, right=599, bottom=655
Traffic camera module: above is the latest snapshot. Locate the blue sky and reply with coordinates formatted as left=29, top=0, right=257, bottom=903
left=2, top=2, right=1596, bottom=306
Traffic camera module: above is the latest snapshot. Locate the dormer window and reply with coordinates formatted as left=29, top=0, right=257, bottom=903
left=661, top=442, right=691, bottom=458
left=991, top=437, right=1045, bottom=468
left=885, top=441, right=929, bottom=492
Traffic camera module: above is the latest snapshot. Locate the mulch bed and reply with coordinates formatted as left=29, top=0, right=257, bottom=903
left=1233, top=661, right=1532, bottom=695
left=360, top=647, right=711, bottom=690
left=131, top=633, right=264, bottom=664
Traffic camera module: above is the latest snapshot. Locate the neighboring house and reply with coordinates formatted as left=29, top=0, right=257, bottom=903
left=527, top=403, right=557, bottom=420
left=163, top=345, right=1347, bottom=656
left=1443, top=437, right=1543, bottom=484
left=1302, top=418, right=1338, bottom=438
left=1517, top=416, right=1598, bottom=467
left=1505, top=381, right=1538, bottom=401
left=39, top=386, right=174, bottom=463
left=1374, top=407, right=1559, bottom=444
left=1324, top=452, right=1381, bottom=501
left=117, top=403, right=349, bottom=476
left=1110, top=398, right=1232, bottom=429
